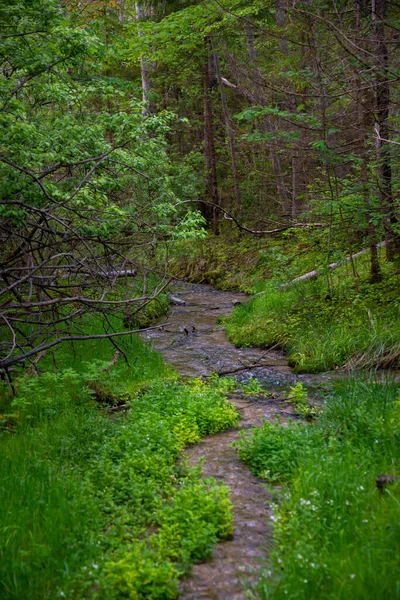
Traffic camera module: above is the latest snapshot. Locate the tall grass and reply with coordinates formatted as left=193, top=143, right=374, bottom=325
left=0, top=401, right=108, bottom=599
left=225, top=251, right=400, bottom=372
left=236, top=377, right=400, bottom=599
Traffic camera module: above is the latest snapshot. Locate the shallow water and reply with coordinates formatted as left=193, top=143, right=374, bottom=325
left=142, top=284, right=331, bottom=599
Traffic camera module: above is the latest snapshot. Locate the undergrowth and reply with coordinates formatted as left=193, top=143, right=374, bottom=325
left=0, top=336, right=239, bottom=599
left=236, top=377, right=400, bottom=599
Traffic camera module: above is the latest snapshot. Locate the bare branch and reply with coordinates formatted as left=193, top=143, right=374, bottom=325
left=0, top=323, right=172, bottom=370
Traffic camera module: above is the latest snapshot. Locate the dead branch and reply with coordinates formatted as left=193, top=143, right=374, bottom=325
left=217, top=362, right=285, bottom=376
left=23, top=350, right=47, bottom=377
left=0, top=323, right=172, bottom=370
left=179, top=199, right=325, bottom=235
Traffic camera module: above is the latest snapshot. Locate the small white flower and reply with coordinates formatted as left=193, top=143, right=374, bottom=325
left=350, top=574, right=356, bottom=579
left=300, top=498, right=312, bottom=505
left=92, top=563, right=99, bottom=569
left=363, top=519, right=368, bottom=523
left=297, top=554, right=303, bottom=559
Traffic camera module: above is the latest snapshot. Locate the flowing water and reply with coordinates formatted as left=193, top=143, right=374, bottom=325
left=142, top=284, right=333, bottom=599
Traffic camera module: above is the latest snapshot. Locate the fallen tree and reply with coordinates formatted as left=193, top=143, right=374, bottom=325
left=253, top=241, right=386, bottom=296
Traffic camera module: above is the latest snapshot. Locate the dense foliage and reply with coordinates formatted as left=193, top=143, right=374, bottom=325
left=0, top=0, right=205, bottom=370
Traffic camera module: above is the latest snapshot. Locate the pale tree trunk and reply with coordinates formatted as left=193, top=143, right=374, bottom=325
left=363, top=160, right=382, bottom=282
left=136, top=3, right=155, bottom=116
left=373, top=0, right=398, bottom=260
left=119, top=0, right=125, bottom=24
left=212, top=48, right=241, bottom=213
left=203, top=38, right=219, bottom=234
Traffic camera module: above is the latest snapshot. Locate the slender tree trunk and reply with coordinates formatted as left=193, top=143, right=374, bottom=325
left=212, top=49, right=241, bottom=213
left=118, top=0, right=125, bottom=24
left=203, top=38, right=219, bottom=234
left=363, top=161, right=382, bottom=282
left=136, top=3, right=155, bottom=116
left=373, top=0, right=398, bottom=260
left=355, top=0, right=381, bottom=281
left=276, top=0, right=289, bottom=55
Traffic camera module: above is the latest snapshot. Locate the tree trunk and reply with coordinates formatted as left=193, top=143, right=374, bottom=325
left=244, top=21, right=290, bottom=215
left=275, top=0, right=301, bottom=218
left=203, top=38, right=219, bottom=234
left=355, top=0, right=381, bottom=281
left=373, top=0, right=398, bottom=260
left=212, top=49, right=241, bottom=213
left=118, top=0, right=125, bottom=24
left=136, top=3, right=155, bottom=116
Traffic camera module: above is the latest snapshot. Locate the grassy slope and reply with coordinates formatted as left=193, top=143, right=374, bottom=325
left=0, top=331, right=238, bottom=600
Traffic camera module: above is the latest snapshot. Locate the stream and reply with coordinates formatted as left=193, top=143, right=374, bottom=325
left=142, top=284, right=333, bottom=599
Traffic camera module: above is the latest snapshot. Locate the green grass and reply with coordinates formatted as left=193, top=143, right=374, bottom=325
left=225, top=250, right=400, bottom=372
left=0, top=334, right=239, bottom=599
left=236, top=377, right=400, bottom=599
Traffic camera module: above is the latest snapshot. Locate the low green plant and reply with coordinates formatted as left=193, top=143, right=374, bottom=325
left=287, top=382, right=318, bottom=418
left=235, top=419, right=323, bottom=482
left=225, top=254, right=400, bottom=372
left=0, top=345, right=238, bottom=599
left=241, top=376, right=264, bottom=396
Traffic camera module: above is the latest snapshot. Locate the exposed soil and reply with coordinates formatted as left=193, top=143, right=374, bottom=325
left=142, top=284, right=331, bottom=599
